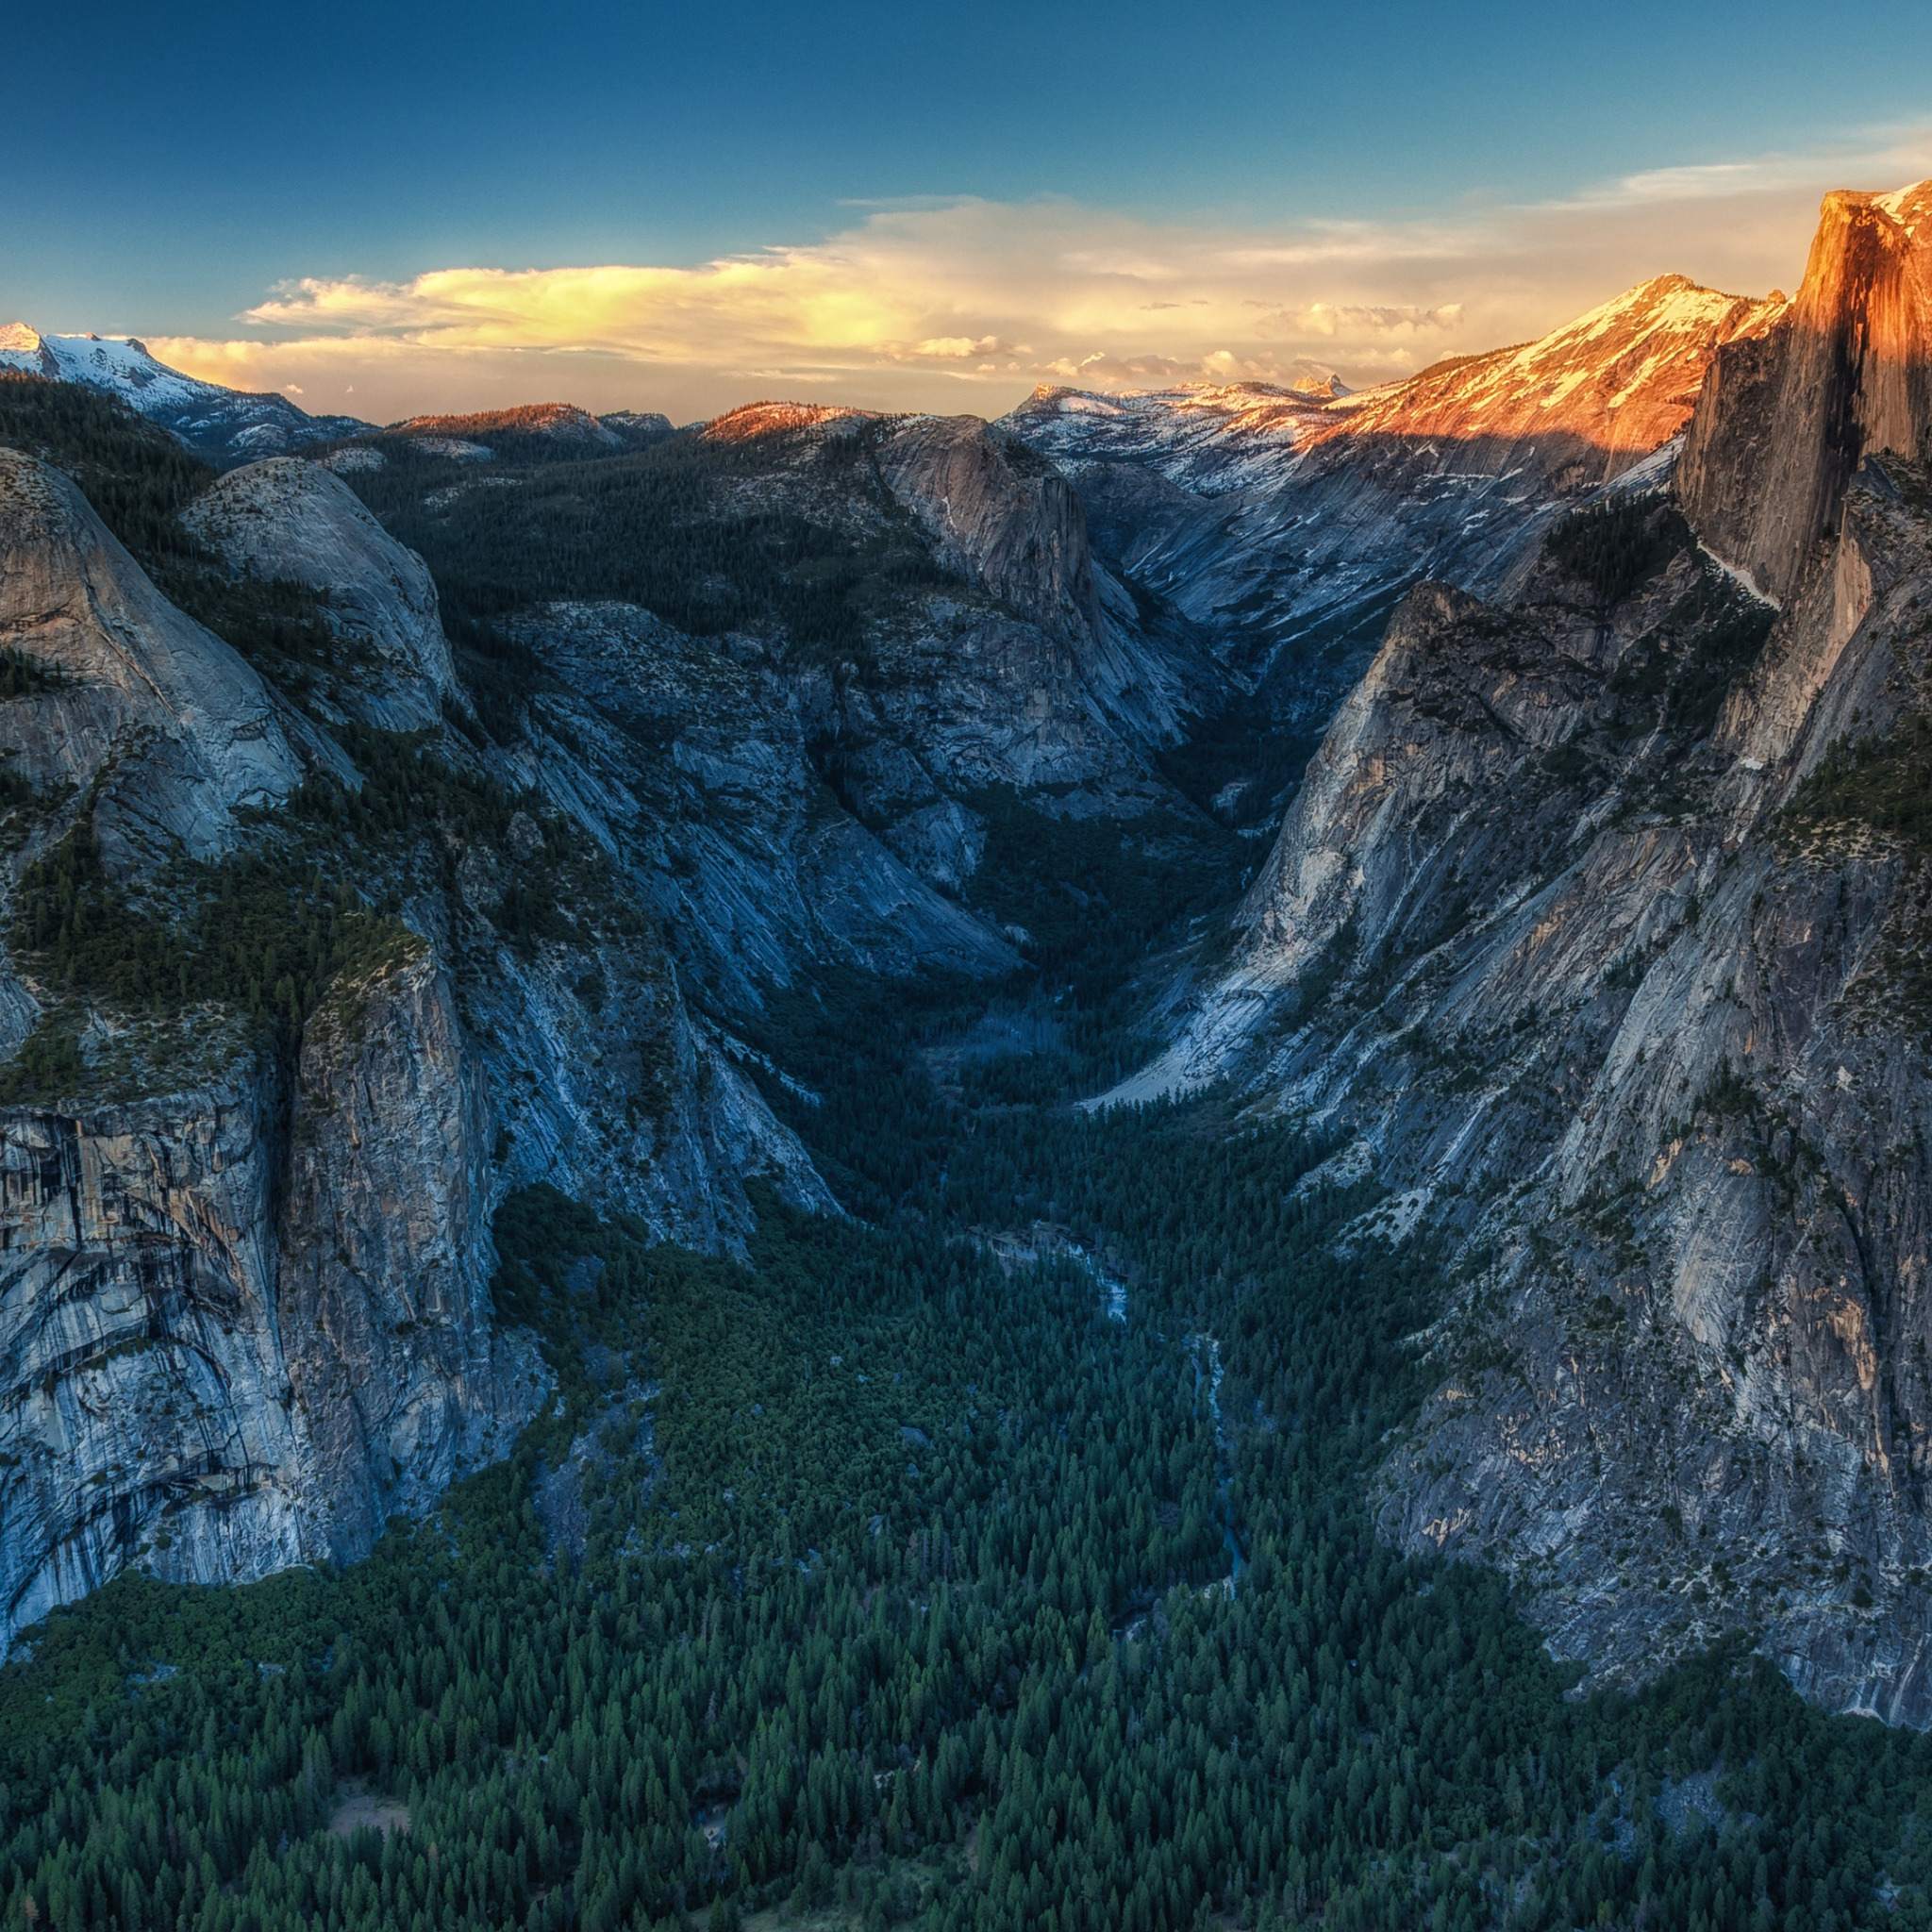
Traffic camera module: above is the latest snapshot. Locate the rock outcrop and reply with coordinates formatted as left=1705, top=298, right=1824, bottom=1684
left=874, top=414, right=1215, bottom=764
left=500, top=601, right=1019, bottom=1003
left=182, top=458, right=460, bottom=730
left=1114, top=182, right=1932, bottom=1723
left=0, top=449, right=317, bottom=869
left=1680, top=181, right=1932, bottom=605
left=877, top=415, right=1108, bottom=641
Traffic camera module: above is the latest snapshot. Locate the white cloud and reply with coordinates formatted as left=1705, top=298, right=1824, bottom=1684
left=908, top=334, right=1013, bottom=359
left=144, top=129, right=1932, bottom=423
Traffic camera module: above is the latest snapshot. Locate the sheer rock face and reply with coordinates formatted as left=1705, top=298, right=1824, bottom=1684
left=875, top=414, right=1108, bottom=643
left=1118, top=428, right=1932, bottom=1714
left=0, top=1064, right=301, bottom=1657
left=0, top=955, right=548, bottom=1655
left=1006, top=275, right=1785, bottom=721
left=277, top=947, right=543, bottom=1562
left=0, top=841, right=815, bottom=1651
left=1681, top=181, right=1932, bottom=604
left=0, top=453, right=824, bottom=1650
left=0, top=449, right=313, bottom=868
left=873, top=415, right=1219, bottom=781
left=181, top=458, right=459, bottom=730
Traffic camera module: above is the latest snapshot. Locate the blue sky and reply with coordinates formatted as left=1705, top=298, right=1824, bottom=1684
left=8, top=0, right=1932, bottom=419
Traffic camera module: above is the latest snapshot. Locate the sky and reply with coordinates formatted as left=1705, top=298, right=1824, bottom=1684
left=8, top=0, right=1932, bottom=425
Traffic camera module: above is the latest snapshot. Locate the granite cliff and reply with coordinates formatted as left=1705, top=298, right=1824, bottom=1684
left=9, top=182, right=1932, bottom=1730
left=1681, top=180, right=1932, bottom=603
left=1111, top=180, right=1932, bottom=1722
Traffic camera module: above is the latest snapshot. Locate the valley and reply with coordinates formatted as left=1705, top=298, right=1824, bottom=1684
left=1, top=176, right=1931, bottom=1932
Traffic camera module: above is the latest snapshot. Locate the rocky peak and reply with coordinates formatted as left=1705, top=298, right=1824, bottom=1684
left=598, top=408, right=675, bottom=444
left=1014, top=275, right=1780, bottom=500
left=2, top=326, right=373, bottom=464
left=1680, top=181, right=1932, bottom=603
left=874, top=413, right=1103, bottom=643
left=181, top=457, right=460, bottom=731
left=0, top=326, right=171, bottom=392
left=0, top=448, right=317, bottom=868
left=1327, top=274, right=1786, bottom=490
left=866, top=411, right=1222, bottom=763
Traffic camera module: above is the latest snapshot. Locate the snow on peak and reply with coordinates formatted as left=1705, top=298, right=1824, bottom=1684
left=1002, top=264, right=1784, bottom=512
left=0, top=323, right=373, bottom=460
left=1874, top=178, right=1932, bottom=235
left=0, top=328, right=208, bottom=407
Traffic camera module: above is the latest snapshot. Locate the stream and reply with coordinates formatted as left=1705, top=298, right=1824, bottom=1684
left=1194, top=1335, right=1245, bottom=1592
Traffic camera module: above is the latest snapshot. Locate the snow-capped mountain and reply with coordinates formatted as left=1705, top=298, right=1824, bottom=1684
left=1005, top=275, right=1787, bottom=719
left=0, top=325, right=371, bottom=464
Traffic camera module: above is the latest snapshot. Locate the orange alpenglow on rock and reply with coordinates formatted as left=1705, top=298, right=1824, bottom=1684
left=1681, top=179, right=1932, bottom=605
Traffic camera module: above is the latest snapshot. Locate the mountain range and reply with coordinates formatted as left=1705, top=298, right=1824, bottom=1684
left=1, top=177, right=1929, bottom=1735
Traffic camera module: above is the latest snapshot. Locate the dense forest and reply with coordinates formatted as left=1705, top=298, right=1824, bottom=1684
left=8, top=972, right=1932, bottom=1932
left=3, top=375, right=1932, bottom=1932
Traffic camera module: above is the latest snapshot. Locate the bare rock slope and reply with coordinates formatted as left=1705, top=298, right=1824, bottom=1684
left=1124, top=180, right=1932, bottom=1722
left=182, top=457, right=459, bottom=729
left=0, top=449, right=316, bottom=869
left=1007, top=276, right=1785, bottom=720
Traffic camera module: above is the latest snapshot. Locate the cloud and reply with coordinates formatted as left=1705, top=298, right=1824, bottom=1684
left=908, top=335, right=1014, bottom=360
left=1261, top=303, right=1465, bottom=339
left=145, top=127, right=1932, bottom=423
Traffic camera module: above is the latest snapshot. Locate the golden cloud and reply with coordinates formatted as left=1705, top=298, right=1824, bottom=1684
left=144, top=130, right=1932, bottom=425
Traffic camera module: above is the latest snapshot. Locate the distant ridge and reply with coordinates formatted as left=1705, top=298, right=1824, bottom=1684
left=358, top=401, right=675, bottom=459
left=1002, top=270, right=1787, bottom=717
left=0, top=325, right=374, bottom=465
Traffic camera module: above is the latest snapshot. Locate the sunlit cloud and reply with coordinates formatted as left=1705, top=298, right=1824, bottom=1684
left=908, top=335, right=1016, bottom=360
left=145, top=126, right=1932, bottom=425
left=1554, top=123, right=1932, bottom=209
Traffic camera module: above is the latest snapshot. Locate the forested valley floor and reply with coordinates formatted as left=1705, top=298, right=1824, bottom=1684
left=1, top=375, right=1931, bottom=1932
left=8, top=879, right=1932, bottom=1932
